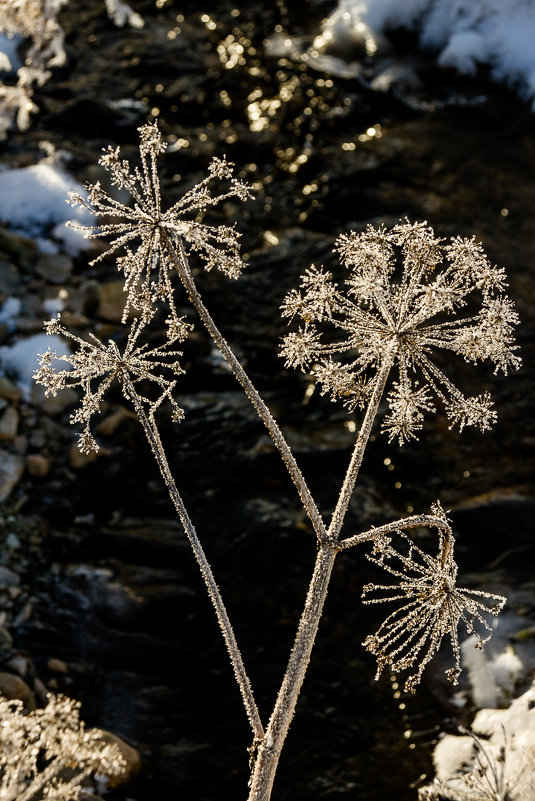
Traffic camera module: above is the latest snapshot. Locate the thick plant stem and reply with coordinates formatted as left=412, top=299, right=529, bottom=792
left=248, top=356, right=394, bottom=800
left=124, top=380, right=264, bottom=741
left=247, top=544, right=337, bottom=801
left=162, top=232, right=327, bottom=543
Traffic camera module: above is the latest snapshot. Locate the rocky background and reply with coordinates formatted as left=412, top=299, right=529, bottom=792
left=0, top=1, right=534, bottom=800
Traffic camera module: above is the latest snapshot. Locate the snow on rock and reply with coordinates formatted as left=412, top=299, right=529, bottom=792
left=0, top=298, right=22, bottom=328
left=420, top=682, right=535, bottom=800
left=0, top=163, right=91, bottom=252
left=460, top=611, right=535, bottom=709
left=420, top=607, right=535, bottom=800
left=316, top=0, right=535, bottom=106
left=0, top=333, right=69, bottom=400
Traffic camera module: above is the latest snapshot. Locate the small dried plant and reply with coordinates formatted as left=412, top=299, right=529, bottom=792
left=34, top=122, right=520, bottom=801
left=0, top=693, right=124, bottom=800
left=0, top=0, right=143, bottom=137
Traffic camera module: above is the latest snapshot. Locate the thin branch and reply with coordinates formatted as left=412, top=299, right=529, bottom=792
left=328, top=355, right=394, bottom=541
left=123, top=379, right=264, bottom=741
left=162, top=231, right=328, bottom=544
left=340, top=513, right=452, bottom=550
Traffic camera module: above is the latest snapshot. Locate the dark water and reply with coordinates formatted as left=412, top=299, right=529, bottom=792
left=7, top=0, right=535, bottom=799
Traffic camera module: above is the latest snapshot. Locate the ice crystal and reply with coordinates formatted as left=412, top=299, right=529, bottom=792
left=281, top=221, right=521, bottom=442
left=0, top=693, right=124, bottom=801
left=69, top=122, right=253, bottom=319
left=362, top=524, right=506, bottom=693
left=34, top=311, right=189, bottom=452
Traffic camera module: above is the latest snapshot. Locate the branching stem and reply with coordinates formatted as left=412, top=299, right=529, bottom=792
left=162, top=231, right=328, bottom=544
left=247, top=354, right=394, bottom=800
left=340, top=513, right=452, bottom=549
left=327, top=355, right=394, bottom=541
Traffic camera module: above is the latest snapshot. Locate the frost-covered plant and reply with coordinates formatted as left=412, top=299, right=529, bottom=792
left=361, top=516, right=504, bottom=693
left=34, top=122, right=520, bottom=801
left=0, top=693, right=124, bottom=800
left=35, top=306, right=189, bottom=453
left=68, top=122, right=252, bottom=321
left=0, top=0, right=143, bottom=137
left=281, top=223, right=520, bottom=443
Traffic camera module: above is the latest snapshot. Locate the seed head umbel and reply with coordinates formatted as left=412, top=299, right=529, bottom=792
left=34, top=312, right=189, bottom=453
left=362, top=516, right=506, bottom=693
left=68, top=121, right=253, bottom=319
left=281, top=221, right=521, bottom=443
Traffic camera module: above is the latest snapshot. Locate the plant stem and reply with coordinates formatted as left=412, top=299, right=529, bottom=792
left=162, top=231, right=327, bottom=544
left=328, top=355, right=394, bottom=541
left=124, top=379, right=264, bottom=741
left=340, top=513, right=452, bottom=549
left=247, top=356, right=394, bottom=800
left=247, top=543, right=337, bottom=801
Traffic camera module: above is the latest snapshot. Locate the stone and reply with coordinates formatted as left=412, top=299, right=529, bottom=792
left=0, top=671, right=36, bottom=709
left=35, top=253, right=73, bottom=284
left=0, top=449, right=24, bottom=501
left=28, top=430, right=46, bottom=448
left=6, top=655, right=29, bottom=676
left=12, top=435, right=27, bottom=454
left=26, top=453, right=51, bottom=477
left=0, top=227, right=37, bottom=270
left=0, top=406, right=19, bottom=440
left=0, top=258, right=20, bottom=295
left=5, top=533, right=20, bottom=549
left=32, top=384, right=78, bottom=414
left=13, top=602, right=32, bottom=626
left=47, top=657, right=68, bottom=674
left=68, top=441, right=98, bottom=469
left=0, top=377, right=21, bottom=402
left=96, top=408, right=132, bottom=436
left=97, top=281, right=127, bottom=322
left=0, top=566, right=20, bottom=588
left=33, top=678, right=48, bottom=704
left=97, top=730, right=142, bottom=785
left=0, top=627, right=13, bottom=647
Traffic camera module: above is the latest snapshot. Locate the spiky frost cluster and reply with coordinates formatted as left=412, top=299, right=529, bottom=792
left=362, top=516, right=505, bottom=693
left=34, top=312, right=189, bottom=453
left=0, top=693, right=124, bottom=800
left=69, top=121, right=253, bottom=320
left=0, top=0, right=142, bottom=137
left=281, top=221, right=520, bottom=444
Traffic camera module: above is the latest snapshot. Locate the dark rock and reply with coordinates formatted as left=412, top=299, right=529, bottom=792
left=0, top=450, right=24, bottom=501
left=0, top=671, right=36, bottom=708
left=35, top=253, right=73, bottom=284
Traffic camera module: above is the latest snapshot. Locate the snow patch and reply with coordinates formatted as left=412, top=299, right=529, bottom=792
left=318, top=0, right=535, bottom=105
left=0, top=298, right=22, bottom=328
left=0, top=333, right=69, bottom=400
left=0, top=163, right=91, bottom=253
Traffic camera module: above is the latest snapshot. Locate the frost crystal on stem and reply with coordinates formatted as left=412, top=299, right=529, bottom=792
left=34, top=312, right=189, bottom=452
left=68, top=122, right=252, bottom=319
left=281, top=221, right=521, bottom=443
left=362, top=523, right=506, bottom=693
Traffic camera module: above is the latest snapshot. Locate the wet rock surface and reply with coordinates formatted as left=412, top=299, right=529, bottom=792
left=0, top=1, right=534, bottom=800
